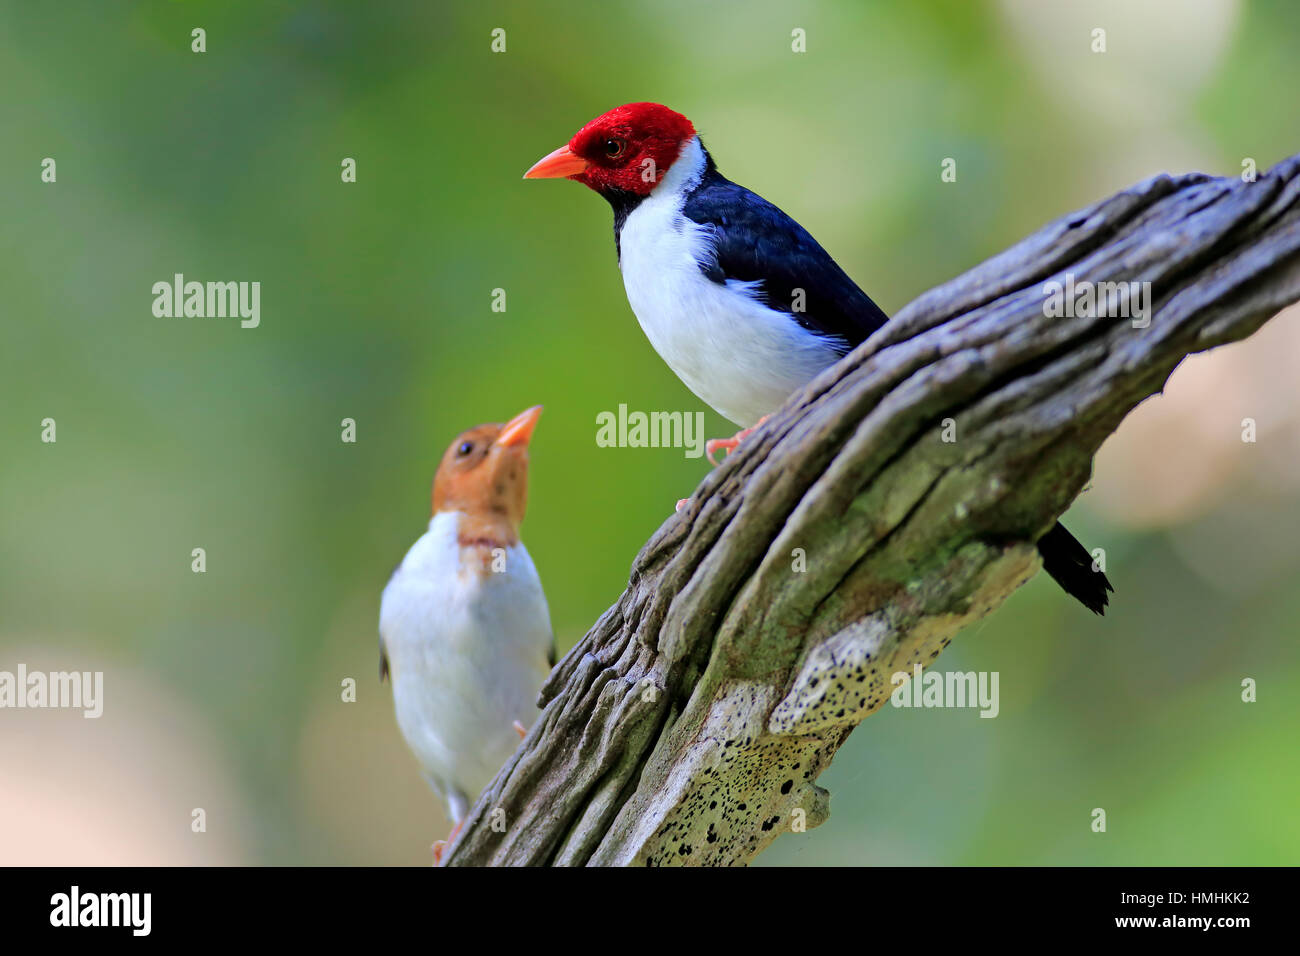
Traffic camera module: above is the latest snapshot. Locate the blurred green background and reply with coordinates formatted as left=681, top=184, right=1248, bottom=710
left=1, top=0, right=1297, bottom=866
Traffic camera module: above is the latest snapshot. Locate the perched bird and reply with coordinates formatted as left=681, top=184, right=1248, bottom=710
left=525, top=103, right=1112, bottom=613
left=379, top=405, right=555, bottom=859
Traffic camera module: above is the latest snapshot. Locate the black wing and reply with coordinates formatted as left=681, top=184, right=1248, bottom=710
left=682, top=160, right=890, bottom=350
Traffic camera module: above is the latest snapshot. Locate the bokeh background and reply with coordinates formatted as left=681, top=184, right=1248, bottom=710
left=2, top=0, right=1297, bottom=866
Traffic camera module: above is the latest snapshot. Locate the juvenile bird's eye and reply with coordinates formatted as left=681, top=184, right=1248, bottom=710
left=604, top=137, right=626, bottom=159
left=457, top=441, right=474, bottom=456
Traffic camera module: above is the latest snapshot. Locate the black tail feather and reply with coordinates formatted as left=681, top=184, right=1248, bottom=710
left=1035, top=521, right=1113, bottom=615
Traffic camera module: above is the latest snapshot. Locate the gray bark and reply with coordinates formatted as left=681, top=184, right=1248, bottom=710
left=445, top=155, right=1300, bottom=866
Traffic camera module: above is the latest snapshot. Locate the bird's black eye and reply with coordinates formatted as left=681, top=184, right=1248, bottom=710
left=457, top=441, right=474, bottom=457
left=604, top=137, right=626, bottom=159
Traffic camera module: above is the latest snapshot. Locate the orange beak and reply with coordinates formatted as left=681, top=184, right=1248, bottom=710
left=523, top=144, right=589, bottom=180
left=497, top=405, right=543, bottom=448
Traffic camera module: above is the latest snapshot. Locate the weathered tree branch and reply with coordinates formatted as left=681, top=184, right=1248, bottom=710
left=446, top=155, right=1300, bottom=866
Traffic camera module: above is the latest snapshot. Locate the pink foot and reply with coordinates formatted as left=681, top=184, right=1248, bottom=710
left=512, top=720, right=527, bottom=740
left=432, top=819, right=464, bottom=866
left=705, top=416, right=769, bottom=466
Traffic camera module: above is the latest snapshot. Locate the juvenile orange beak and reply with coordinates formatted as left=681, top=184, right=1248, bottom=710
left=523, top=145, right=589, bottom=179
left=497, top=405, right=543, bottom=448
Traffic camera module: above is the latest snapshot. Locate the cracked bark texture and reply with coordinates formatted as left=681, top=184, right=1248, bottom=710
left=444, top=154, right=1300, bottom=866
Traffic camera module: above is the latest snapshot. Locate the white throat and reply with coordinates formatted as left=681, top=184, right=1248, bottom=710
left=653, top=135, right=707, bottom=198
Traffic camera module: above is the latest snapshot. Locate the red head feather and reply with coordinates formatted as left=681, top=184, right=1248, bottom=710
left=525, top=103, right=696, bottom=196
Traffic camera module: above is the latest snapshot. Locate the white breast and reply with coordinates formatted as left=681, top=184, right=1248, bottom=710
left=379, top=510, right=552, bottom=821
left=617, top=137, right=844, bottom=428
